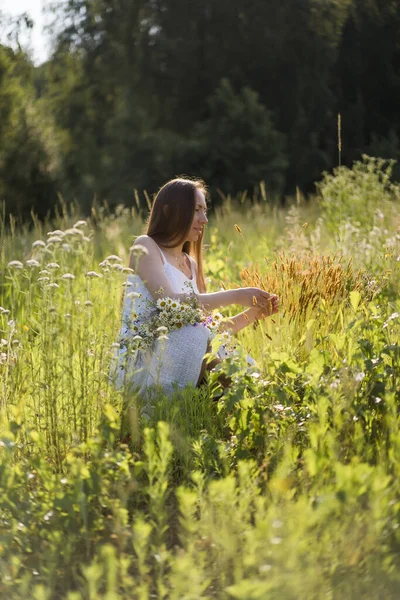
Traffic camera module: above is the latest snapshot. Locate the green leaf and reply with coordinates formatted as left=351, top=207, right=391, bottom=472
left=350, top=290, right=361, bottom=312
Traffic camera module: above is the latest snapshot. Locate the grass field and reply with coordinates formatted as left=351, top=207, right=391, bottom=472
left=1, top=156, right=400, bottom=599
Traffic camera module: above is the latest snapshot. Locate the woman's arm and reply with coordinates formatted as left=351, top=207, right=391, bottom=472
left=131, top=236, right=276, bottom=311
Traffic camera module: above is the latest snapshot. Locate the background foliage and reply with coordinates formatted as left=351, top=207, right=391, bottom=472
left=1, top=0, right=400, bottom=217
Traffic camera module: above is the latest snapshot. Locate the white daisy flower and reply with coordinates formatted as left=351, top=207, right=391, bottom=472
left=156, top=298, right=168, bottom=309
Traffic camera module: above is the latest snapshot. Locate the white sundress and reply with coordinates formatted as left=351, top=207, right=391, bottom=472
left=112, top=246, right=210, bottom=398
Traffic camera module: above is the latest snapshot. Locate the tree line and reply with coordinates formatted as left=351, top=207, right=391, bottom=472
left=1, top=0, right=400, bottom=219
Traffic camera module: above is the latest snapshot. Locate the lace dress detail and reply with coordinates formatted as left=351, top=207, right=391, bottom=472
left=112, top=246, right=210, bottom=397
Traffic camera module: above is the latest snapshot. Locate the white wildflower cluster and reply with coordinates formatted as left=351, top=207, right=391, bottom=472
left=120, top=294, right=223, bottom=353
left=0, top=316, right=21, bottom=367
left=30, top=219, right=90, bottom=260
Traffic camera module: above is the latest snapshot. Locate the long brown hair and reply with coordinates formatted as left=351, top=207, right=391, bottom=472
left=146, top=177, right=208, bottom=292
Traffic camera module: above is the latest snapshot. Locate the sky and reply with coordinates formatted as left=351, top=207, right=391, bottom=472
left=0, top=0, right=50, bottom=64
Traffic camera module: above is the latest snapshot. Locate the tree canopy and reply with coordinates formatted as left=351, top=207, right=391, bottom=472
left=1, top=0, right=400, bottom=217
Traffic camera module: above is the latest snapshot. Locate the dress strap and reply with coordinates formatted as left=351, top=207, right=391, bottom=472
left=155, top=244, right=167, bottom=265
left=184, top=253, right=196, bottom=279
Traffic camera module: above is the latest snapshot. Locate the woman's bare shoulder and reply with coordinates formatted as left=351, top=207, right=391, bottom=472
left=129, top=235, right=162, bottom=269
left=133, top=234, right=154, bottom=248
left=132, top=235, right=160, bottom=255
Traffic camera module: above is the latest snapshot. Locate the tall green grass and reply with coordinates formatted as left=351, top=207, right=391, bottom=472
left=0, top=159, right=400, bottom=598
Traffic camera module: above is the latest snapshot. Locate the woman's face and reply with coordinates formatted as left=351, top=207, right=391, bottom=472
left=186, top=189, right=208, bottom=242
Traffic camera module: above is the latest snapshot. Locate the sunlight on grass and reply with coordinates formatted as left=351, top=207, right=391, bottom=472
left=0, top=160, right=400, bottom=598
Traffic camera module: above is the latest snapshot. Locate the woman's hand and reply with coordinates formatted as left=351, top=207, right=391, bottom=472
left=251, top=294, right=279, bottom=320
left=235, top=287, right=278, bottom=310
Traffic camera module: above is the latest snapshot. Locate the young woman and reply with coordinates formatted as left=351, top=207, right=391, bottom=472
left=114, top=177, right=279, bottom=398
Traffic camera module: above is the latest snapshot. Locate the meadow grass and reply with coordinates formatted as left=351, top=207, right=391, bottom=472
left=0, top=159, right=400, bottom=598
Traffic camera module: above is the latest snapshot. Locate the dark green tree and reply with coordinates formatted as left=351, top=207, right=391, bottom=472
left=0, top=44, right=59, bottom=219
left=192, top=79, right=287, bottom=196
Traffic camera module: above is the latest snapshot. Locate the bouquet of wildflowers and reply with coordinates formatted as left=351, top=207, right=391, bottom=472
left=123, top=290, right=223, bottom=352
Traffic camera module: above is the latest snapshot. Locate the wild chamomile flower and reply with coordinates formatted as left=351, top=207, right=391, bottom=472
left=86, top=271, right=102, bottom=278
left=129, top=244, right=149, bottom=257
left=64, top=227, right=84, bottom=237
left=47, top=262, right=60, bottom=270
left=61, top=273, right=75, bottom=280
left=46, top=236, right=63, bottom=244
left=157, top=298, right=168, bottom=309
left=26, top=259, right=40, bottom=268
left=7, top=260, right=23, bottom=269
left=105, top=255, right=123, bottom=263
left=119, top=294, right=221, bottom=353
left=47, top=230, right=64, bottom=237
left=32, top=240, right=46, bottom=249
